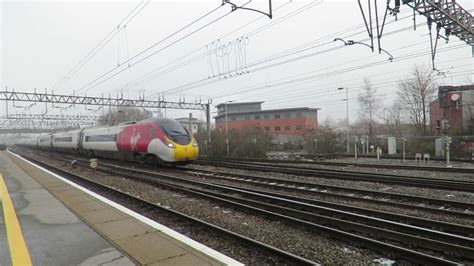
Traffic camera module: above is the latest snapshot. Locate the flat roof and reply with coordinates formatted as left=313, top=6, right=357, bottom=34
left=214, top=107, right=320, bottom=119
left=215, top=101, right=264, bottom=108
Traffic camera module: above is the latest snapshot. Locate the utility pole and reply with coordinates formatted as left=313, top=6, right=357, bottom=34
left=445, top=136, right=452, bottom=167
left=225, top=100, right=234, bottom=157
left=338, top=87, right=350, bottom=154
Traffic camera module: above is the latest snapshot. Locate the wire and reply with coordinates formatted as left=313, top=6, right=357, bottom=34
left=49, top=0, right=148, bottom=92
left=120, top=4, right=411, bottom=94
left=76, top=3, right=228, bottom=94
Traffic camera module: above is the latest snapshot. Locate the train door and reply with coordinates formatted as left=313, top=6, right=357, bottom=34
left=78, top=128, right=85, bottom=154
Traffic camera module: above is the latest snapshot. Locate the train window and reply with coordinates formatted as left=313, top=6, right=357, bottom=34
left=160, top=121, right=191, bottom=145
left=54, top=137, right=72, bottom=142
left=85, top=134, right=116, bottom=142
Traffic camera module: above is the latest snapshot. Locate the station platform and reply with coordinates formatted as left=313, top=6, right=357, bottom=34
left=0, top=150, right=241, bottom=266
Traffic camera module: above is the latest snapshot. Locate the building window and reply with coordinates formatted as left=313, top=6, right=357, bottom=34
left=264, top=114, right=269, bottom=119
left=284, top=113, right=291, bottom=118
left=275, top=126, right=280, bottom=131
left=255, top=115, right=260, bottom=120
left=264, top=127, right=270, bottom=132
left=274, top=114, right=280, bottom=119
left=296, top=125, right=303, bottom=130
left=296, top=112, right=302, bottom=117
left=231, top=116, right=236, bottom=121
left=285, top=125, right=291, bottom=131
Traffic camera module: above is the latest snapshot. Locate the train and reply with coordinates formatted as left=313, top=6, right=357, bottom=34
left=35, top=118, right=199, bottom=165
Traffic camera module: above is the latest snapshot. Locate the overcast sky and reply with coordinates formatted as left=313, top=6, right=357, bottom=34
left=1, top=0, right=473, bottom=124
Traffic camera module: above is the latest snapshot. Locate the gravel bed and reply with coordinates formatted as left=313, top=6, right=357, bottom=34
left=187, top=164, right=474, bottom=204
left=154, top=168, right=474, bottom=227
left=281, top=162, right=474, bottom=182
left=35, top=155, right=392, bottom=265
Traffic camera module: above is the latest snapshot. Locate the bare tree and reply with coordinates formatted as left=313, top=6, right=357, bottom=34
left=98, top=107, right=152, bottom=125
left=357, top=79, right=380, bottom=142
left=386, top=100, right=404, bottom=136
left=396, top=65, right=438, bottom=136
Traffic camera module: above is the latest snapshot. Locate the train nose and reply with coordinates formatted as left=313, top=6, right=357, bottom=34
left=173, top=143, right=198, bottom=161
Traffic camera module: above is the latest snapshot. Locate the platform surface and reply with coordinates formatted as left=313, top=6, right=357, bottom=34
left=1, top=150, right=239, bottom=266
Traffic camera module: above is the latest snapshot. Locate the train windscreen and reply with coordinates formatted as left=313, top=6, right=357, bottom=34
left=160, top=120, right=191, bottom=145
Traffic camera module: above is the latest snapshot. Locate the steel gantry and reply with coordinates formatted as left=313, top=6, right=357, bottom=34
left=350, top=0, right=473, bottom=71
left=402, top=0, right=473, bottom=46
left=2, top=113, right=105, bottom=122
left=0, top=90, right=213, bottom=145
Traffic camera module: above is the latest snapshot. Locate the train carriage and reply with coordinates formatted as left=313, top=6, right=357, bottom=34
left=39, top=118, right=198, bottom=165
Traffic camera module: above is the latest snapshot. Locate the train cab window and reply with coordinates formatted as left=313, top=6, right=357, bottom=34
left=160, top=120, right=191, bottom=145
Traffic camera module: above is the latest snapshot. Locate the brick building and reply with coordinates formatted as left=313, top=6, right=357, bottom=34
left=214, top=102, right=319, bottom=143
left=430, top=85, right=474, bottom=135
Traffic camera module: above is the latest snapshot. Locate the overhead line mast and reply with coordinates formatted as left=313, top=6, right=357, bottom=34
left=353, top=0, right=473, bottom=71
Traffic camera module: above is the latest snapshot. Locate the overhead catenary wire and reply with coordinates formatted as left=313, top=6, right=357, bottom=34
left=49, top=0, right=149, bottom=92
left=219, top=44, right=467, bottom=99
left=106, top=0, right=321, bottom=93
left=76, top=3, right=234, bottom=94
left=120, top=5, right=412, bottom=94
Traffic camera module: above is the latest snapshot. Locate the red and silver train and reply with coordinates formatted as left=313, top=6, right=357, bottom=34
left=36, top=118, right=199, bottom=165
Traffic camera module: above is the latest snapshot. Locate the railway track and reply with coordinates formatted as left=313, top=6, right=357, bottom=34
left=20, top=150, right=474, bottom=265
left=201, top=156, right=474, bottom=173
left=17, top=152, right=318, bottom=265
left=22, top=148, right=474, bottom=219
left=195, top=158, right=474, bottom=193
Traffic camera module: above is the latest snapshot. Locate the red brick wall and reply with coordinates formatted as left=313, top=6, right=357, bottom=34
left=430, top=92, right=464, bottom=134
left=216, top=116, right=318, bottom=136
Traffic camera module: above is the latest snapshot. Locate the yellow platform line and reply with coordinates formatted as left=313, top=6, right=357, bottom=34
left=0, top=173, right=32, bottom=266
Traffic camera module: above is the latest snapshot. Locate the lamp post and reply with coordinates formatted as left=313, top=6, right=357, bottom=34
left=225, top=100, right=234, bottom=156
left=338, top=87, right=350, bottom=154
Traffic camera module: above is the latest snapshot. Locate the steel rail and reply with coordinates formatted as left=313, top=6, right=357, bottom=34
left=76, top=161, right=469, bottom=264
left=179, top=166, right=474, bottom=213
left=202, top=156, right=474, bottom=173
left=23, top=148, right=474, bottom=213
left=195, top=159, right=474, bottom=192
left=18, top=149, right=468, bottom=264
left=17, top=152, right=318, bottom=266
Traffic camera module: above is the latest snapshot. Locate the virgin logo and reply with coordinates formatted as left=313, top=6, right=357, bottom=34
left=130, top=128, right=141, bottom=151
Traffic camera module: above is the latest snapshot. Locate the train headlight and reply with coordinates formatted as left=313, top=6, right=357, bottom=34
left=166, top=141, right=176, bottom=148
